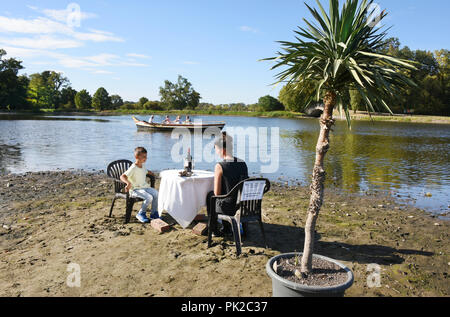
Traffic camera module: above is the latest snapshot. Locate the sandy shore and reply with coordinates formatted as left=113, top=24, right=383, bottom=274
left=0, top=171, right=448, bottom=297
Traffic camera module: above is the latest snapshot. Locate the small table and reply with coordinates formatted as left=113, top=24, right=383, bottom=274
left=158, top=170, right=214, bottom=228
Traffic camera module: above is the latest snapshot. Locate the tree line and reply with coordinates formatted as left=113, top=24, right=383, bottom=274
left=0, top=50, right=281, bottom=113
left=278, top=38, right=449, bottom=116
left=1, top=40, right=448, bottom=115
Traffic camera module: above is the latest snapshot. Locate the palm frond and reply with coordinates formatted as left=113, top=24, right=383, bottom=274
left=264, top=0, right=416, bottom=126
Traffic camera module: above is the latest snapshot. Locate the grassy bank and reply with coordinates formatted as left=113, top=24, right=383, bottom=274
left=0, top=171, right=448, bottom=297
left=3, top=108, right=450, bottom=124
left=349, top=112, right=450, bottom=124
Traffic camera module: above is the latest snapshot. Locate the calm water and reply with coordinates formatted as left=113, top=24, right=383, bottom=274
left=1, top=114, right=449, bottom=217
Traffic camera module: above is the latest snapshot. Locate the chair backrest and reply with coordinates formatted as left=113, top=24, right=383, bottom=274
left=219, top=178, right=270, bottom=218
left=107, top=160, right=133, bottom=194
left=239, top=178, right=270, bottom=218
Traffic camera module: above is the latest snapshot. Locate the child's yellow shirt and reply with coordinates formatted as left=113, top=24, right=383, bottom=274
left=124, top=163, right=150, bottom=191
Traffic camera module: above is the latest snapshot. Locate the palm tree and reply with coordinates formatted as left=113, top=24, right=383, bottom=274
left=265, top=0, right=416, bottom=275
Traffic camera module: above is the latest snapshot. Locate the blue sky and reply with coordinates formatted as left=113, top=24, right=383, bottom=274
left=1, top=0, right=449, bottom=104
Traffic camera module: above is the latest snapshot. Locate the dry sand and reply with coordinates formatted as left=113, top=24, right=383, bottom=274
left=0, top=171, right=448, bottom=297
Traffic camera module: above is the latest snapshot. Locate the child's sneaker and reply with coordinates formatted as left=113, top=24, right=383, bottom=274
left=150, top=211, right=160, bottom=220
left=136, top=212, right=150, bottom=223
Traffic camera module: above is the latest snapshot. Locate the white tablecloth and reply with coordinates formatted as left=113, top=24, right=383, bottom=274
left=158, top=170, right=214, bottom=228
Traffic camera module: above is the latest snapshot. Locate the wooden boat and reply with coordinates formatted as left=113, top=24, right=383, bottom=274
left=132, top=116, right=225, bottom=132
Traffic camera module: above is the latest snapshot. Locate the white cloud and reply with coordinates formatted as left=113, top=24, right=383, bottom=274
left=41, top=8, right=97, bottom=23
left=0, top=16, right=123, bottom=43
left=74, top=29, right=123, bottom=43
left=0, top=6, right=134, bottom=75
left=3, top=46, right=149, bottom=70
left=0, top=16, right=70, bottom=34
left=0, top=35, right=82, bottom=49
left=239, top=25, right=258, bottom=33
left=127, top=53, right=151, bottom=59
left=91, top=70, right=114, bottom=74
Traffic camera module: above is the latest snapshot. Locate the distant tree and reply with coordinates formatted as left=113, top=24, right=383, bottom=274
left=92, top=87, right=111, bottom=111
left=349, top=90, right=363, bottom=113
left=0, top=49, right=29, bottom=110
left=28, top=71, right=69, bottom=109
left=60, top=87, right=77, bottom=109
left=257, top=95, right=285, bottom=112
left=247, top=103, right=259, bottom=112
left=159, top=75, right=201, bottom=110
left=120, top=102, right=137, bottom=110
left=279, top=83, right=315, bottom=112
left=138, top=97, right=149, bottom=108
left=110, top=94, right=124, bottom=109
left=377, top=37, right=401, bottom=55
left=143, top=100, right=164, bottom=111
left=75, top=89, right=92, bottom=110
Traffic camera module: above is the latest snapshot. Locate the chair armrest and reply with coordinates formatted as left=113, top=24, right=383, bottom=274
left=112, top=178, right=127, bottom=185
left=147, top=174, right=156, bottom=188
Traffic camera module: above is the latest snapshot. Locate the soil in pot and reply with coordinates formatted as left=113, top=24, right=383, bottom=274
left=275, top=256, right=348, bottom=287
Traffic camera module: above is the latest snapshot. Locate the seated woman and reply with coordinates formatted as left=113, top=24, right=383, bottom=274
left=185, top=116, right=192, bottom=124
left=162, top=115, right=171, bottom=124
left=206, top=132, right=248, bottom=236
left=174, top=115, right=182, bottom=124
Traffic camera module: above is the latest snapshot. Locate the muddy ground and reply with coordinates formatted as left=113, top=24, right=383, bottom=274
left=0, top=171, right=448, bottom=297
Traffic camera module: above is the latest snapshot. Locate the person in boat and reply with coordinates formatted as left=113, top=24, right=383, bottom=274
left=174, top=116, right=182, bottom=124
left=206, top=132, right=248, bottom=236
left=148, top=115, right=155, bottom=124
left=185, top=116, right=192, bottom=124
left=162, top=116, right=171, bottom=124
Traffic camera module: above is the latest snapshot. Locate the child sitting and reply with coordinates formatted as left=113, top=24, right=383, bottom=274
left=120, top=147, right=159, bottom=223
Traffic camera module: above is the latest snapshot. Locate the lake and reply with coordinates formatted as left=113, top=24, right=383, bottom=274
left=1, top=113, right=449, bottom=217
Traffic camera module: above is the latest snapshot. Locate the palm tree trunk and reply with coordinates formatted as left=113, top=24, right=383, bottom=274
left=301, top=91, right=336, bottom=275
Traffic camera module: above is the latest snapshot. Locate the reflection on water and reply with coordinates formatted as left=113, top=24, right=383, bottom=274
left=0, top=143, right=22, bottom=174
left=0, top=114, right=449, bottom=216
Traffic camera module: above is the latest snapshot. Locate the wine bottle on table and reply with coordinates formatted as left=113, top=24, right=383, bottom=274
left=184, top=148, right=193, bottom=173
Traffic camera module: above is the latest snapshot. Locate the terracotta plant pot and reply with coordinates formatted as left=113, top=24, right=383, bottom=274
left=266, top=252, right=354, bottom=297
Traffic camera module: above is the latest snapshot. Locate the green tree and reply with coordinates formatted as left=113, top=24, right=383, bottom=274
left=28, top=71, right=69, bottom=109
left=265, top=0, right=415, bottom=274
left=349, top=89, right=363, bottom=113
left=92, top=87, right=111, bottom=111
left=75, top=89, right=92, bottom=110
left=159, top=75, right=201, bottom=110
left=60, top=87, right=77, bottom=109
left=0, top=49, right=29, bottom=110
left=138, top=97, right=149, bottom=108
left=279, top=83, right=315, bottom=112
left=257, top=95, right=285, bottom=111
left=110, top=94, right=124, bottom=109
left=375, top=40, right=449, bottom=115
left=143, top=100, right=164, bottom=110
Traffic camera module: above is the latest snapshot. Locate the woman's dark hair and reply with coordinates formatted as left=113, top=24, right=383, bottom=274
left=214, top=132, right=233, bottom=155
